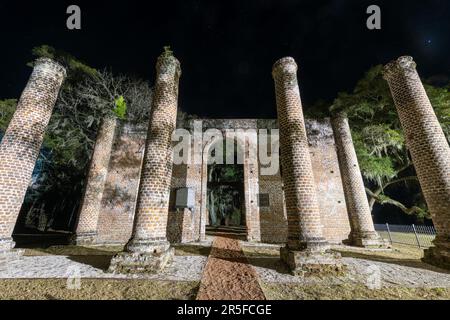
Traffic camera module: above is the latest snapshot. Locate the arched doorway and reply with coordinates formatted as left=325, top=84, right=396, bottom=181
left=199, top=130, right=261, bottom=242
left=206, top=160, right=246, bottom=239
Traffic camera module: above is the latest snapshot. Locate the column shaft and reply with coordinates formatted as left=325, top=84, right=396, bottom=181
left=272, top=57, right=327, bottom=251
left=0, top=58, right=66, bottom=253
left=331, top=114, right=385, bottom=247
left=73, top=115, right=117, bottom=244
left=109, top=52, right=181, bottom=273
left=383, top=56, right=450, bottom=269
left=272, top=57, right=341, bottom=274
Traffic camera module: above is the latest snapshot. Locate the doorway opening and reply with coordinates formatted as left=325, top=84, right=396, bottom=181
left=205, top=138, right=247, bottom=238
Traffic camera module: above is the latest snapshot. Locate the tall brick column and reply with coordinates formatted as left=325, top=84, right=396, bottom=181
left=72, top=114, right=117, bottom=245
left=0, top=58, right=66, bottom=256
left=383, top=56, right=450, bottom=269
left=272, top=57, right=341, bottom=274
left=109, top=52, right=181, bottom=273
left=331, top=113, right=386, bottom=248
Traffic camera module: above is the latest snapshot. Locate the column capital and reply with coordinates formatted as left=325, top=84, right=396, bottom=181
left=383, top=56, right=417, bottom=81
left=156, top=54, right=182, bottom=79
left=331, top=110, right=349, bottom=121
left=34, top=57, right=67, bottom=79
left=272, top=57, right=298, bottom=78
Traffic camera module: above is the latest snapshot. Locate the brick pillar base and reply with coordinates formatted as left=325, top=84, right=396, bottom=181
left=424, top=240, right=450, bottom=270
left=108, top=52, right=180, bottom=274
left=272, top=57, right=342, bottom=275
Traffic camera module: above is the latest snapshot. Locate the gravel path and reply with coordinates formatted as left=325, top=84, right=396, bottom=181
left=196, top=236, right=266, bottom=300
left=0, top=255, right=207, bottom=281
left=246, top=252, right=450, bottom=288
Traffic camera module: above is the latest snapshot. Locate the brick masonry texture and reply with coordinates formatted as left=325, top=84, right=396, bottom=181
left=307, top=119, right=351, bottom=244
left=108, top=53, right=181, bottom=273
left=331, top=113, right=384, bottom=247
left=91, top=117, right=350, bottom=246
left=96, top=122, right=146, bottom=244
left=127, top=54, right=181, bottom=248
left=73, top=115, right=117, bottom=244
left=0, top=58, right=66, bottom=252
left=272, top=57, right=328, bottom=252
left=383, top=56, right=450, bottom=269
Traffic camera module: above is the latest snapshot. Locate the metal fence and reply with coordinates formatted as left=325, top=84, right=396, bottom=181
left=374, top=223, right=436, bottom=248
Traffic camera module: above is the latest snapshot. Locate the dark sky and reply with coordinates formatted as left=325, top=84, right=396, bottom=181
left=1, top=0, right=449, bottom=118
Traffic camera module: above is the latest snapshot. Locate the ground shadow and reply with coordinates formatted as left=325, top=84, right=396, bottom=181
left=172, top=244, right=211, bottom=257
left=23, top=245, right=121, bottom=257
left=67, top=255, right=114, bottom=270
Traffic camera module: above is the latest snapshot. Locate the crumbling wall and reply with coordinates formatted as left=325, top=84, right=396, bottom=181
left=307, top=118, right=351, bottom=244
left=96, top=122, right=146, bottom=244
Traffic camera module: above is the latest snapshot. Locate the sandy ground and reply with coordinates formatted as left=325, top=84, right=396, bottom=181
left=0, top=279, right=198, bottom=300
left=242, top=243, right=450, bottom=300
left=1, top=242, right=449, bottom=300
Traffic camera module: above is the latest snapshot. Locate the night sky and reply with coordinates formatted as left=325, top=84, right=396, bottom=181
left=1, top=0, right=449, bottom=118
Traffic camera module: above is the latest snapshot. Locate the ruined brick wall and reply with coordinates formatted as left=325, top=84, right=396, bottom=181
left=258, top=119, right=350, bottom=244
left=167, top=163, right=198, bottom=243
left=383, top=56, right=450, bottom=267
left=258, top=172, right=287, bottom=243
left=73, top=115, right=117, bottom=244
left=96, top=122, right=146, bottom=244
left=0, top=58, right=66, bottom=251
left=96, top=117, right=351, bottom=246
left=308, top=119, right=350, bottom=244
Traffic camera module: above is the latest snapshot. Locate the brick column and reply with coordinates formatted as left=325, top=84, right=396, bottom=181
left=72, top=114, right=117, bottom=245
left=109, top=52, right=181, bottom=273
left=0, top=58, right=66, bottom=256
left=272, top=57, right=341, bottom=274
left=383, top=56, right=450, bottom=269
left=331, top=113, right=387, bottom=248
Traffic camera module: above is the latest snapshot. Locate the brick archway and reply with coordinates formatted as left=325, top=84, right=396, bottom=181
left=199, top=131, right=261, bottom=242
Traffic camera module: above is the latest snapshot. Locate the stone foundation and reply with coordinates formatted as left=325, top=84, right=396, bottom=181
left=280, top=246, right=343, bottom=276
left=348, top=231, right=391, bottom=249
left=108, top=241, right=174, bottom=274
left=70, top=232, right=97, bottom=246
left=0, top=238, right=23, bottom=262
left=423, top=239, right=450, bottom=270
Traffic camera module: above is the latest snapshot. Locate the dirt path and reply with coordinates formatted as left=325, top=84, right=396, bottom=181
left=196, top=236, right=266, bottom=300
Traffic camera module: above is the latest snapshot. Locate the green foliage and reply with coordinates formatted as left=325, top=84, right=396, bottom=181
left=331, top=65, right=450, bottom=219
left=29, top=45, right=98, bottom=84
left=162, top=46, right=174, bottom=57
left=0, top=99, right=17, bottom=132
left=113, top=96, right=127, bottom=119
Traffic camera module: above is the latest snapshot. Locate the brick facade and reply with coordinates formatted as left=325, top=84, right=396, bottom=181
left=331, top=113, right=386, bottom=248
left=93, top=118, right=350, bottom=246
left=308, top=119, right=351, bottom=244
left=72, top=115, right=117, bottom=244
left=272, top=57, right=341, bottom=273
left=0, top=58, right=66, bottom=254
left=109, top=53, right=181, bottom=273
left=96, top=122, right=146, bottom=244
left=383, top=56, right=450, bottom=269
